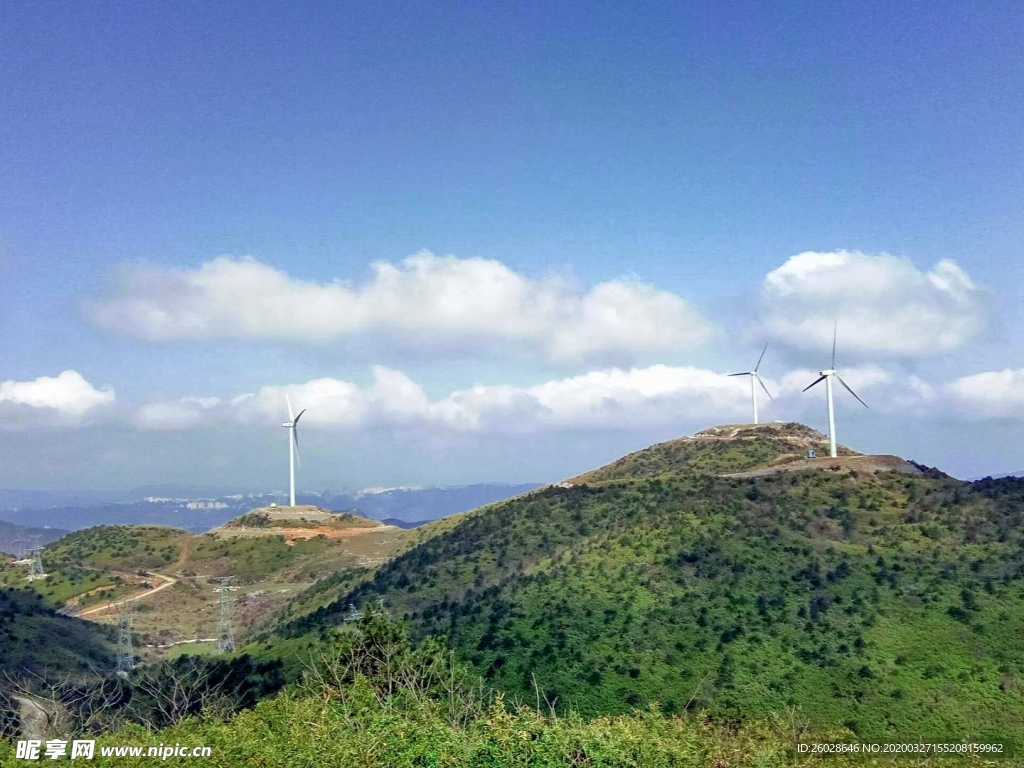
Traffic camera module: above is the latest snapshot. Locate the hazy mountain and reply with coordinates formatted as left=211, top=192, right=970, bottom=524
left=0, top=484, right=542, bottom=534
left=280, top=422, right=1024, bottom=745
left=344, top=483, right=542, bottom=522
left=0, top=520, right=69, bottom=557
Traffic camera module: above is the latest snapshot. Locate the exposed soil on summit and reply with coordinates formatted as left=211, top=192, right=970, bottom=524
left=721, top=453, right=921, bottom=478
left=270, top=525, right=398, bottom=544
left=689, top=422, right=860, bottom=455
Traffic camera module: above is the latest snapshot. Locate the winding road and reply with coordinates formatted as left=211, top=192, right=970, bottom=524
left=74, top=572, right=177, bottom=617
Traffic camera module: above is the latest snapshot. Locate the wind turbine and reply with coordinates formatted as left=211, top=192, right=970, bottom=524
left=802, top=323, right=868, bottom=458
left=281, top=394, right=306, bottom=507
left=729, top=343, right=774, bottom=425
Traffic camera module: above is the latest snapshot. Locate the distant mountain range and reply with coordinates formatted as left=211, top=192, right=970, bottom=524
left=0, top=520, right=69, bottom=557
left=0, top=483, right=543, bottom=534
left=970, top=471, right=1024, bottom=481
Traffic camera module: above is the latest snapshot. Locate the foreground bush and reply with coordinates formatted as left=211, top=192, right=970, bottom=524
left=1, top=612, right=1004, bottom=766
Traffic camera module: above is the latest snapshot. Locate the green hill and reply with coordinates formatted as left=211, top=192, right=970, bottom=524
left=0, top=586, right=116, bottom=678
left=276, top=423, right=1024, bottom=746
left=0, top=510, right=418, bottom=662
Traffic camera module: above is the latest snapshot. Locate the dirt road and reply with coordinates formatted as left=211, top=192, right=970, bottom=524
left=75, top=572, right=177, bottom=617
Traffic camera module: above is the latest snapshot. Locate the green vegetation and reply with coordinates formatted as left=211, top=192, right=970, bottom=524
left=279, top=425, right=1024, bottom=746
left=4, top=612, right=982, bottom=767
left=6, top=423, right=1024, bottom=763
left=0, top=526, right=187, bottom=605
left=567, top=423, right=856, bottom=485
left=190, top=534, right=340, bottom=582
left=0, top=587, right=116, bottom=678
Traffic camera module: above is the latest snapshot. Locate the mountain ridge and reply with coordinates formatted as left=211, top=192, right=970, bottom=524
left=269, top=421, right=1024, bottom=745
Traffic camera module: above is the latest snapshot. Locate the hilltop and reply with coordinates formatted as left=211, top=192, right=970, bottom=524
left=271, top=422, right=1024, bottom=745
left=566, top=422, right=861, bottom=484
left=0, top=507, right=418, bottom=662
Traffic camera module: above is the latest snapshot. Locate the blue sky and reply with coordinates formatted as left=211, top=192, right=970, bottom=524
left=1, top=1, right=1023, bottom=490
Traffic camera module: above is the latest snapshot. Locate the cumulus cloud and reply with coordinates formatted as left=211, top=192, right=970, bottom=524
left=134, top=365, right=760, bottom=434
left=133, top=360, right=969, bottom=436
left=86, top=252, right=714, bottom=363
left=947, top=369, right=1024, bottom=418
left=134, top=396, right=221, bottom=430
left=757, top=251, right=986, bottom=358
left=0, top=370, right=114, bottom=424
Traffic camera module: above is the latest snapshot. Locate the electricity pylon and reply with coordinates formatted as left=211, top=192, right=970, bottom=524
left=28, top=546, right=46, bottom=579
left=116, top=600, right=136, bottom=675
left=213, top=579, right=238, bottom=654
left=10, top=538, right=29, bottom=562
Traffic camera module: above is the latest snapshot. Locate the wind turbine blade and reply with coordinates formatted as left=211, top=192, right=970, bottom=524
left=802, top=375, right=827, bottom=392
left=755, top=373, right=774, bottom=400
left=294, top=408, right=306, bottom=426
left=292, top=428, right=301, bottom=467
left=836, top=375, right=869, bottom=408
left=285, top=393, right=294, bottom=421
left=754, top=343, right=768, bottom=373
left=727, top=372, right=749, bottom=377
left=831, top=320, right=837, bottom=369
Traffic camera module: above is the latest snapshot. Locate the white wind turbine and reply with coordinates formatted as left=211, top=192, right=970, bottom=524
left=729, top=343, right=774, bottom=425
left=281, top=394, right=306, bottom=508
left=802, top=323, right=868, bottom=458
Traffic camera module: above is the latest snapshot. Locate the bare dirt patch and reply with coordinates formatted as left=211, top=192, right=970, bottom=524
left=275, top=524, right=399, bottom=544
left=721, top=454, right=921, bottom=478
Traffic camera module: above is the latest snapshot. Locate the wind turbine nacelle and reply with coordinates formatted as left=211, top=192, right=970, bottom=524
left=282, top=422, right=293, bottom=428
left=820, top=369, right=836, bottom=376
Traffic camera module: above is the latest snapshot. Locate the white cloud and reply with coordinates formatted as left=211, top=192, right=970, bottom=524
left=134, top=396, right=221, bottom=430
left=86, top=252, right=714, bottom=363
left=947, top=369, right=1024, bottom=418
left=135, top=365, right=758, bottom=434
left=757, top=251, right=986, bottom=358
left=774, top=364, right=938, bottom=415
left=0, top=370, right=114, bottom=423
left=229, top=367, right=434, bottom=428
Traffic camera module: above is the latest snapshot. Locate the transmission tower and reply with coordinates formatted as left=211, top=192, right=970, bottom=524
left=115, top=600, right=136, bottom=675
left=213, top=579, right=238, bottom=654
left=343, top=603, right=363, bottom=623
left=28, top=546, right=46, bottom=579
left=10, top=538, right=29, bottom=562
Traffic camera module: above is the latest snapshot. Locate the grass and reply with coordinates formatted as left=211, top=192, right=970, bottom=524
left=271, top=426, right=1024, bottom=746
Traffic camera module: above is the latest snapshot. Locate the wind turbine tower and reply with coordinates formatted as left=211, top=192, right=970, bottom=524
left=729, top=344, right=774, bottom=425
left=281, top=395, right=306, bottom=508
left=802, top=324, right=869, bottom=458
